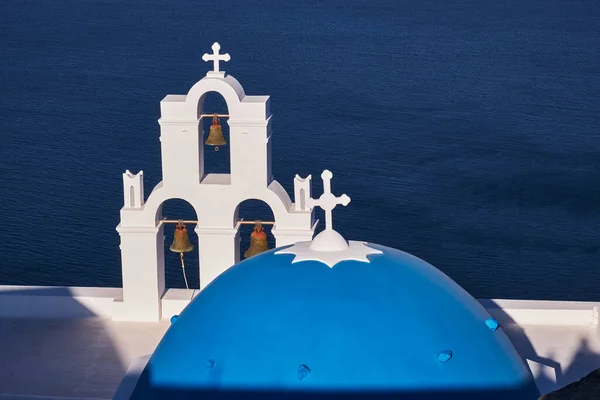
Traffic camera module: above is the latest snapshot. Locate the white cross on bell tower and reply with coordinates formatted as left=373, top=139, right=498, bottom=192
left=202, top=42, right=231, bottom=78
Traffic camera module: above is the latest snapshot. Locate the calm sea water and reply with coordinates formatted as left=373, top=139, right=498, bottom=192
left=0, top=0, right=599, bottom=300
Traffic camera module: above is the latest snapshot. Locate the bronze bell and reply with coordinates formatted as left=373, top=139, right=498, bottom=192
left=244, top=221, right=269, bottom=258
left=205, top=114, right=227, bottom=148
left=170, top=222, right=194, bottom=253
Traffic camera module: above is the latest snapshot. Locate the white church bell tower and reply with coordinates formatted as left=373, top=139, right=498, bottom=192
left=115, top=43, right=316, bottom=322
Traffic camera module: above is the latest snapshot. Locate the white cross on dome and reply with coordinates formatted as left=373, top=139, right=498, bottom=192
left=306, top=170, right=350, bottom=232
left=275, top=169, right=382, bottom=267
left=202, top=42, right=231, bottom=77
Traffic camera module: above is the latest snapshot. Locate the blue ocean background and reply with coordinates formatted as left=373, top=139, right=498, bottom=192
left=0, top=0, right=599, bottom=300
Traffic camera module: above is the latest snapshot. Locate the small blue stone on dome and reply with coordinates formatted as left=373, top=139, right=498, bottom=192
left=206, top=359, right=215, bottom=369
left=169, top=315, right=179, bottom=325
left=436, top=350, right=453, bottom=363
left=297, top=364, right=311, bottom=381
left=485, top=318, right=499, bottom=331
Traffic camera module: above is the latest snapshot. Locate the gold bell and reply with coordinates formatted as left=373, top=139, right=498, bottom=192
left=170, top=222, right=194, bottom=253
left=205, top=114, right=227, bottom=149
left=244, top=221, right=269, bottom=258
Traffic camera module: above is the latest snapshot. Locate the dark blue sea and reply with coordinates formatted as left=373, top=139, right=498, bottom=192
left=1, top=0, right=599, bottom=300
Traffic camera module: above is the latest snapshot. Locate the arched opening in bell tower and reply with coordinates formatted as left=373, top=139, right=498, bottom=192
left=198, top=91, right=231, bottom=179
left=235, top=199, right=276, bottom=260
left=158, top=199, right=200, bottom=290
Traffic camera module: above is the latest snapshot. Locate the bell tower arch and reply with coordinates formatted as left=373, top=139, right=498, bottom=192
left=115, top=43, right=317, bottom=322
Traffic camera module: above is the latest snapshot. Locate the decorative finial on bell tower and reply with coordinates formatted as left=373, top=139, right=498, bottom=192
left=202, top=42, right=231, bottom=78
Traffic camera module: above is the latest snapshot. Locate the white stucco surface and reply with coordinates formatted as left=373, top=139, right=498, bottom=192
left=0, top=316, right=169, bottom=399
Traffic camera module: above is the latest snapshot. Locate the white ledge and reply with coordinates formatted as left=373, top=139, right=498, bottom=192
left=0, top=286, right=195, bottom=320
left=112, top=355, right=151, bottom=400
left=479, top=299, right=599, bottom=327
left=0, top=285, right=598, bottom=326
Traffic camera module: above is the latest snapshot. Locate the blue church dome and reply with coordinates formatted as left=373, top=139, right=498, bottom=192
left=130, top=243, right=540, bottom=400
left=128, top=169, right=539, bottom=399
